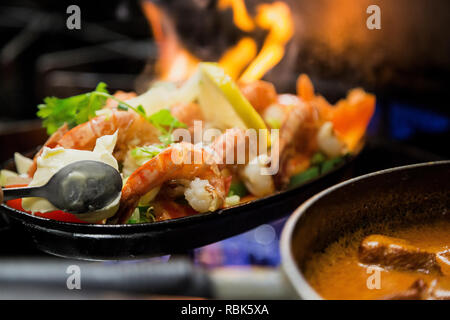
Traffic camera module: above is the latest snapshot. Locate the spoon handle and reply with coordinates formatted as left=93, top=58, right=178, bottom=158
left=2, top=186, right=45, bottom=202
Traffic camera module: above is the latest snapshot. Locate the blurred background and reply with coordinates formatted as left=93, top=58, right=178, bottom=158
left=0, top=0, right=449, bottom=267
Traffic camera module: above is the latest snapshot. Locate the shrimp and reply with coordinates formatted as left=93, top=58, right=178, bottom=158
left=239, top=154, right=275, bottom=197
left=274, top=94, right=319, bottom=187
left=296, top=73, right=315, bottom=102
left=58, top=108, right=159, bottom=160
left=104, top=91, right=137, bottom=109
left=28, top=108, right=160, bottom=177
left=297, top=74, right=375, bottom=152
left=211, top=128, right=276, bottom=198
left=239, top=80, right=278, bottom=113
left=170, top=102, right=204, bottom=131
left=210, top=128, right=258, bottom=170
left=277, top=94, right=319, bottom=156
left=111, top=142, right=226, bottom=224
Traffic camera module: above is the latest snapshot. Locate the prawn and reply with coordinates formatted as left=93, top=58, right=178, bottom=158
left=28, top=108, right=160, bottom=177
left=277, top=94, right=319, bottom=156
left=211, top=128, right=275, bottom=198
left=210, top=128, right=262, bottom=170
left=170, top=102, right=204, bottom=131
left=297, top=73, right=375, bottom=152
left=111, top=142, right=226, bottom=224
left=239, top=80, right=278, bottom=113
left=274, top=94, right=319, bottom=187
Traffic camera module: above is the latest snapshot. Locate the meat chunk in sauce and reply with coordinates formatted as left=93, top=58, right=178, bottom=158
left=382, top=278, right=450, bottom=300
left=381, top=279, right=428, bottom=300
left=358, top=235, right=442, bottom=274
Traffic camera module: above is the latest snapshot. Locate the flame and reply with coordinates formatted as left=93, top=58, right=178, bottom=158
left=143, top=1, right=294, bottom=82
left=239, top=2, right=294, bottom=82
left=218, top=0, right=255, bottom=32
left=142, top=2, right=199, bottom=82
left=218, top=37, right=257, bottom=80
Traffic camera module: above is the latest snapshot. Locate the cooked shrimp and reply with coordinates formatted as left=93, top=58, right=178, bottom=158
left=239, top=154, right=275, bottom=197
left=297, top=74, right=375, bottom=152
left=29, top=109, right=160, bottom=178
left=239, top=80, right=278, bottom=113
left=112, top=142, right=226, bottom=224
left=210, top=128, right=258, bottom=169
left=296, top=73, right=315, bottom=102
left=317, top=121, right=347, bottom=158
left=60, top=108, right=159, bottom=160
left=277, top=94, right=319, bottom=156
left=263, top=94, right=302, bottom=129
left=170, top=102, right=204, bottom=131
left=28, top=91, right=157, bottom=177
left=152, top=199, right=198, bottom=221
left=104, top=91, right=137, bottom=109
left=275, top=95, right=319, bottom=187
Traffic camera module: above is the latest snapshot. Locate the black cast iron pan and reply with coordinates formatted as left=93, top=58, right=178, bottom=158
left=0, top=148, right=359, bottom=261
left=0, top=161, right=447, bottom=299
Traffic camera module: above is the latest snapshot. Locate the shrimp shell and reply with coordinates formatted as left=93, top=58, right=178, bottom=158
left=111, top=142, right=225, bottom=224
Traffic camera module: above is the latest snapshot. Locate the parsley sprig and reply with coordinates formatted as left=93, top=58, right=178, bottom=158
left=37, top=82, right=109, bottom=135
left=128, top=109, right=188, bottom=163
left=37, top=82, right=187, bottom=147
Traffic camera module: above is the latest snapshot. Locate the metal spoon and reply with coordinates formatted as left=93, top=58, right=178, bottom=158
left=1, top=160, right=122, bottom=214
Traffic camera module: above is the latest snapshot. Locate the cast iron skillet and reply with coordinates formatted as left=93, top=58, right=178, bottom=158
left=0, top=148, right=359, bottom=260
left=0, top=161, right=447, bottom=299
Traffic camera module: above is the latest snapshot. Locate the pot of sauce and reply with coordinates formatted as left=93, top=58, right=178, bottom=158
left=281, top=161, right=450, bottom=299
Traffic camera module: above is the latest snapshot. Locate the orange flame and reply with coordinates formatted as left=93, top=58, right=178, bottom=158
left=218, top=0, right=255, bottom=32
left=218, top=37, right=257, bottom=80
left=142, top=2, right=199, bottom=82
left=142, top=1, right=294, bottom=82
left=239, top=2, right=294, bottom=82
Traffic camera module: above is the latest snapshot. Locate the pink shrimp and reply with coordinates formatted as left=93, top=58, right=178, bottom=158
left=28, top=108, right=160, bottom=177
left=111, top=142, right=226, bottom=224
left=239, top=80, right=278, bottom=113
left=274, top=95, right=319, bottom=187
left=210, top=128, right=262, bottom=170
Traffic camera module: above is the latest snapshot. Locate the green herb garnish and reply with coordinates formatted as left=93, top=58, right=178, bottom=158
left=115, top=105, right=187, bottom=146
left=127, top=206, right=156, bottom=224
left=37, top=82, right=187, bottom=147
left=228, top=181, right=249, bottom=197
left=37, top=82, right=109, bottom=134
left=147, top=109, right=187, bottom=145
left=311, top=152, right=326, bottom=166
left=320, top=156, right=345, bottom=174
left=130, top=144, right=166, bottom=165
left=288, top=166, right=320, bottom=188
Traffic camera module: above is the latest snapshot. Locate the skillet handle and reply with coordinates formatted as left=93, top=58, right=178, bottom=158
left=0, top=258, right=296, bottom=299
left=0, top=258, right=213, bottom=298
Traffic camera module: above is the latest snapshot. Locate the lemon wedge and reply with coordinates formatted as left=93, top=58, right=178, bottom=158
left=198, top=63, right=269, bottom=142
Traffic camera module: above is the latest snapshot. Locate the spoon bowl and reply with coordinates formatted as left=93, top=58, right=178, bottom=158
left=2, top=161, right=122, bottom=214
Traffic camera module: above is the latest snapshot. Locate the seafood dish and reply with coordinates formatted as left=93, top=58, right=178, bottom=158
left=1, top=63, right=375, bottom=224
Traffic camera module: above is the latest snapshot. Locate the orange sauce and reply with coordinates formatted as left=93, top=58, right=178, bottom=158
left=304, top=220, right=450, bottom=300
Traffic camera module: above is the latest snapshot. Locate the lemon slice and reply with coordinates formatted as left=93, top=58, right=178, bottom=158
left=198, top=63, right=269, bottom=143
